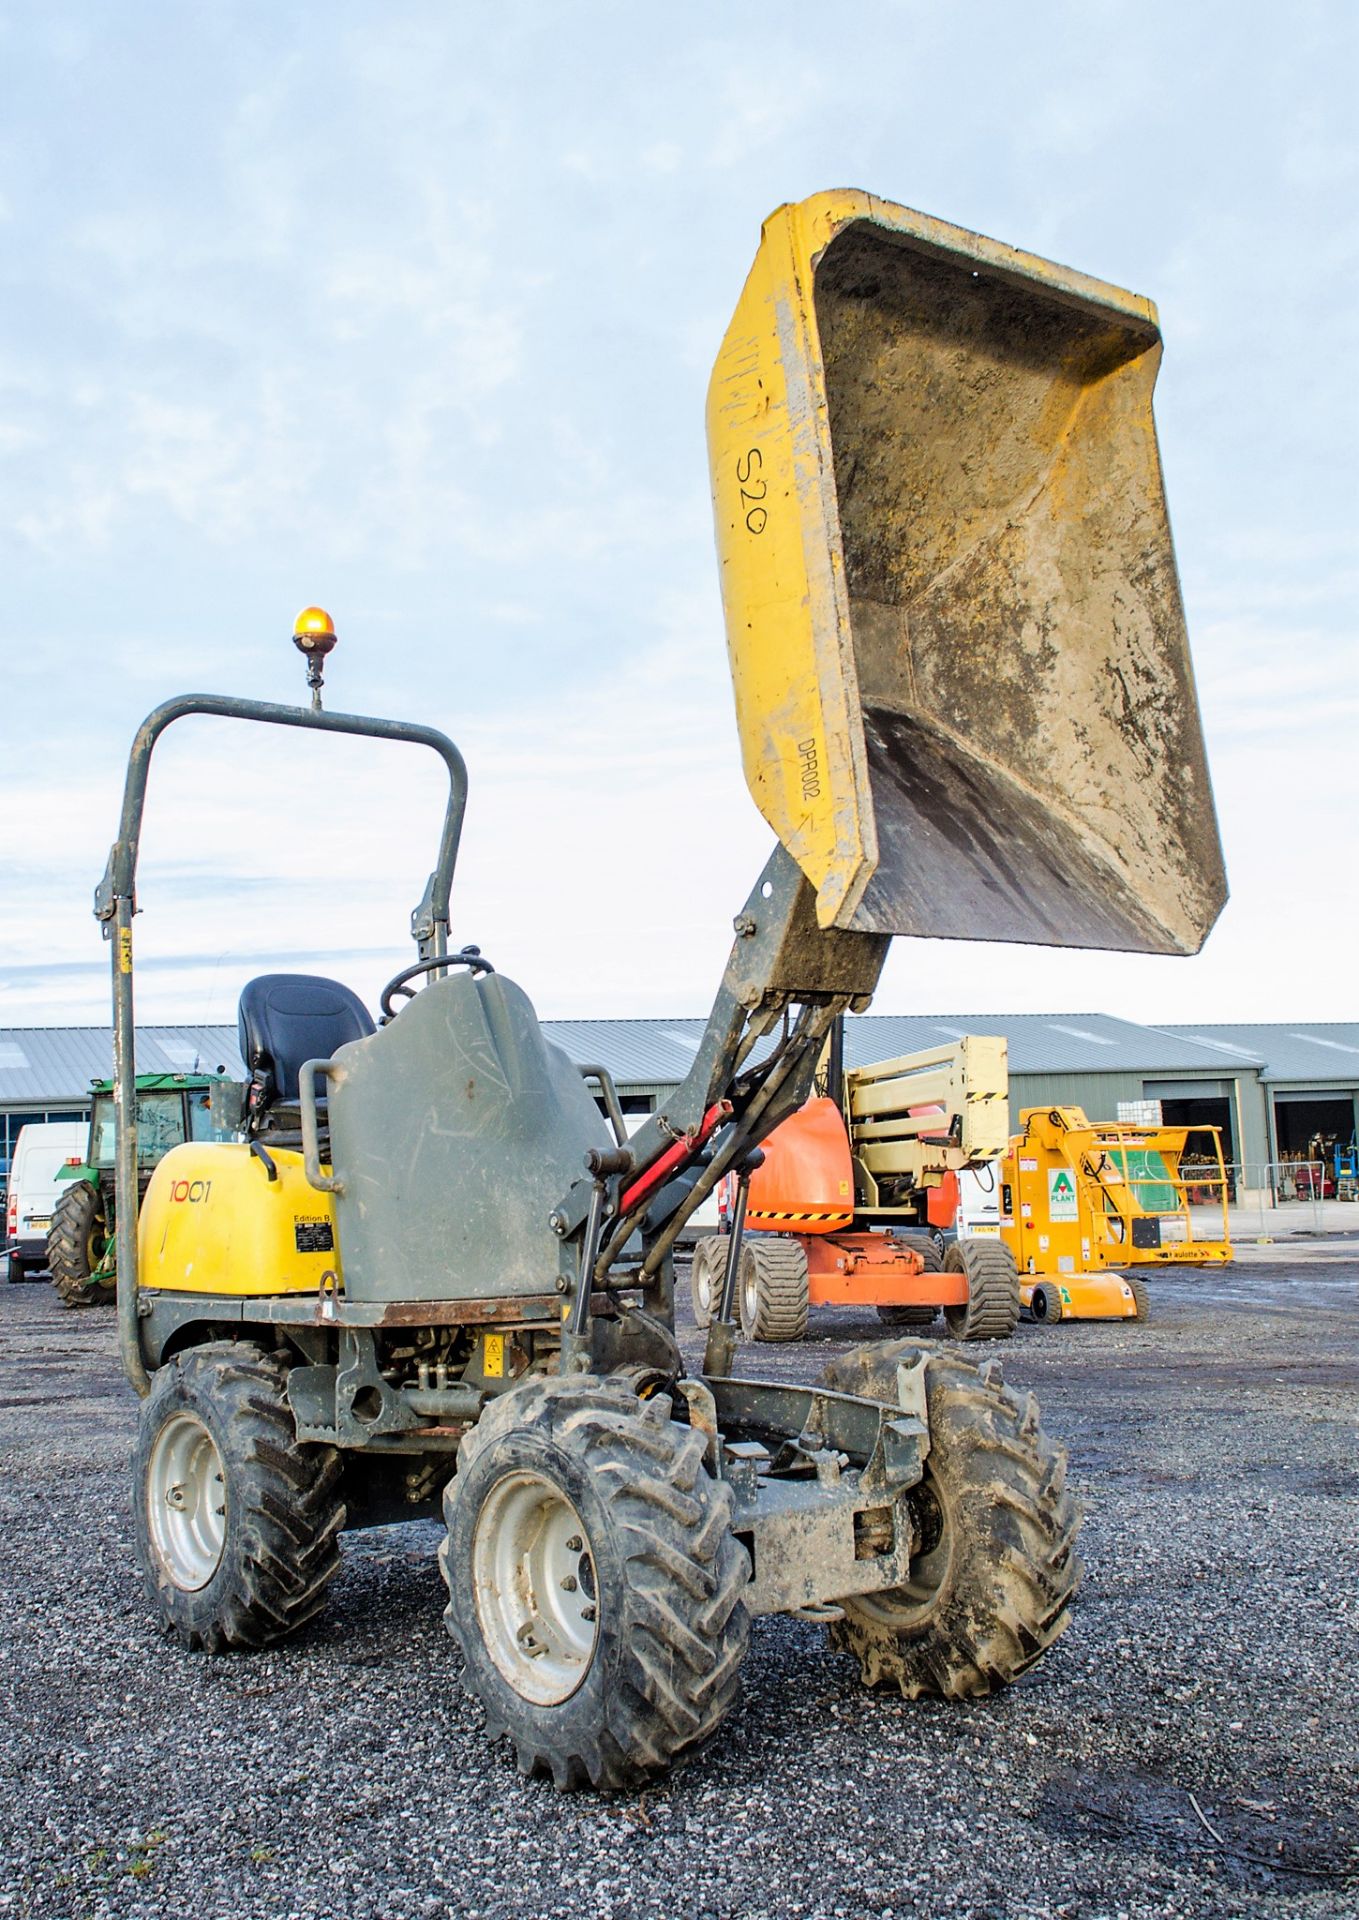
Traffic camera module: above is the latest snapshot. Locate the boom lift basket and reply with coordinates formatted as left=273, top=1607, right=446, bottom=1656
left=708, top=191, right=1227, bottom=954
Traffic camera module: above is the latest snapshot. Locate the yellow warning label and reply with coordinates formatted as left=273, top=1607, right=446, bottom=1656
left=118, top=927, right=132, bottom=975
left=483, top=1333, right=505, bottom=1377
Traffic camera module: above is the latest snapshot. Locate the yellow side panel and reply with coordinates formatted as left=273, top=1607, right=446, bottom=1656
left=138, top=1143, right=340, bottom=1296
left=707, top=192, right=874, bottom=931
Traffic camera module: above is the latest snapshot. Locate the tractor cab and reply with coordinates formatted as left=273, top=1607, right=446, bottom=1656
left=47, top=1071, right=217, bottom=1308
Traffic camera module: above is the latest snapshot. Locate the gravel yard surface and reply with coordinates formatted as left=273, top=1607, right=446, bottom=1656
left=1, top=1248, right=1356, bottom=1920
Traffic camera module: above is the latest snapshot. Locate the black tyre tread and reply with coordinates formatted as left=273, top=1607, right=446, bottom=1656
left=878, top=1233, right=942, bottom=1325
left=134, top=1341, right=345, bottom=1653
left=47, top=1182, right=114, bottom=1308
left=740, top=1237, right=809, bottom=1342
left=1029, top=1281, right=1063, bottom=1325
left=943, top=1237, right=1020, bottom=1342
left=1127, top=1274, right=1150, bottom=1321
left=819, top=1341, right=1082, bottom=1700
left=689, top=1237, right=726, bottom=1329
left=441, top=1374, right=750, bottom=1790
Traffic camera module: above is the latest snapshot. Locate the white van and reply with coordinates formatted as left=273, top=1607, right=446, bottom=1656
left=956, top=1162, right=1003, bottom=1239
left=4, top=1121, right=87, bottom=1281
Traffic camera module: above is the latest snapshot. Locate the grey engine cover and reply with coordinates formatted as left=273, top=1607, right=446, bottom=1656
left=327, top=970, right=611, bottom=1303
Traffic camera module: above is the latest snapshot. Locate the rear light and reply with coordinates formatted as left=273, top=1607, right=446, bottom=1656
left=6, top=1192, right=15, bottom=1231
left=64, top=1156, right=81, bottom=1166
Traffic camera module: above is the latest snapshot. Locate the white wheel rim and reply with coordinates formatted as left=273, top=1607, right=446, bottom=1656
left=471, top=1471, right=599, bottom=1705
left=742, top=1255, right=759, bottom=1329
left=147, top=1412, right=227, bottom=1590
left=694, top=1249, right=714, bottom=1316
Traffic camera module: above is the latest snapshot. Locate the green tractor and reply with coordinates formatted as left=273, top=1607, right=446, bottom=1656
left=48, top=1074, right=216, bottom=1307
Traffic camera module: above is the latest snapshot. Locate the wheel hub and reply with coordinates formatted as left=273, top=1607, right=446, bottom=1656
left=470, top=1471, right=600, bottom=1706
left=146, top=1412, right=227, bottom=1590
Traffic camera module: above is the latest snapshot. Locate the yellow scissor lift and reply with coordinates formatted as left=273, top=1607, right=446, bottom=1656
left=999, top=1107, right=1232, bottom=1323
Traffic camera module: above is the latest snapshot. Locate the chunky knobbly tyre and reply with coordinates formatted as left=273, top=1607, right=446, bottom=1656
left=133, top=1341, right=345, bottom=1651
left=1127, top=1274, right=1150, bottom=1321
left=441, top=1375, right=750, bottom=1790
left=943, top=1236, right=1021, bottom=1341
left=47, top=1181, right=114, bottom=1307
left=820, top=1342, right=1082, bottom=1699
left=739, top=1236, right=809, bottom=1342
left=878, top=1230, right=943, bottom=1328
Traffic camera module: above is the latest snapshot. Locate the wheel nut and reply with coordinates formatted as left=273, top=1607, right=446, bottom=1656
left=566, top=1535, right=582, bottom=1552
left=560, top=1574, right=578, bottom=1592
left=581, top=1605, right=597, bottom=1622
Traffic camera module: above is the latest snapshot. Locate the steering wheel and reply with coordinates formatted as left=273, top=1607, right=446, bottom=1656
left=380, top=946, right=494, bottom=1020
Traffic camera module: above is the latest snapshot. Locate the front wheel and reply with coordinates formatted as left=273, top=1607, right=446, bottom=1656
left=441, top=1375, right=749, bottom=1790
left=688, top=1236, right=727, bottom=1329
left=133, top=1342, right=345, bottom=1651
left=942, top=1237, right=1020, bottom=1341
left=738, top=1237, right=809, bottom=1342
left=821, top=1343, right=1082, bottom=1698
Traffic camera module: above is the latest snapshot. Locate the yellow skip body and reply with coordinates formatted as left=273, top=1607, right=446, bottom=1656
left=138, top=1142, right=340, bottom=1296
left=706, top=190, right=1224, bottom=954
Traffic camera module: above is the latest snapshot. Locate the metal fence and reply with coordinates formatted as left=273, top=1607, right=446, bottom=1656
left=1215, top=1161, right=1343, bottom=1233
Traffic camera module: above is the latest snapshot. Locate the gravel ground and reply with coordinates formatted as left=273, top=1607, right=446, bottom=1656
left=1, top=1247, right=1357, bottom=1920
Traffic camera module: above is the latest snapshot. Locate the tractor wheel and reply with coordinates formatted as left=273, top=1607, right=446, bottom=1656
left=738, top=1237, right=809, bottom=1342
left=942, top=1237, right=1020, bottom=1342
left=689, top=1236, right=728, bottom=1329
left=441, top=1375, right=749, bottom=1790
left=1127, top=1275, right=1151, bottom=1321
left=1029, top=1280, right=1064, bottom=1324
left=878, top=1233, right=942, bottom=1328
left=47, top=1182, right=114, bottom=1307
left=133, top=1341, right=345, bottom=1652
left=820, top=1343, right=1082, bottom=1698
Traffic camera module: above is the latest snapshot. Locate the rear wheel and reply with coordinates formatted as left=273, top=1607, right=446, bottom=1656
left=441, top=1375, right=749, bottom=1790
left=689, top=1236, right=727, bottom=1329
left=1029, top=1280, right=1063, bottom=1324
left=942, top=1237, right=1020, bottom=1342
left=820, top=1342, right=1082, bottom=1698
left=877, top=1233, right=943, bottom=1328
left=1126, top=1274, right=1150, bottom=1321
left=47, top=1182, right=114, bottom=1307
left=738, top=1237, right=809, bottom=1342
left=133, top=1341, right=345, bottom=1651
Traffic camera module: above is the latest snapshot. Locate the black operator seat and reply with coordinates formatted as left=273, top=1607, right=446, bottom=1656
left=238, top=974, right=375, bottom=1126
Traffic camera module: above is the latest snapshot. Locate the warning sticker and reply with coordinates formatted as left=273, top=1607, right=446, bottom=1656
left=1047, top=1168, right=1079, bottom=1223
left=1019, top=1158, right=1038, bottom=1173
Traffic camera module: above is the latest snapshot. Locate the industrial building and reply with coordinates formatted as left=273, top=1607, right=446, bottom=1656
left=3, top=1014, right=1355, bottom=1189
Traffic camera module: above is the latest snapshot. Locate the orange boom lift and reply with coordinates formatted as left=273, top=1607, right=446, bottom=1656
left=690, top=1029, right=1019, bottom=1343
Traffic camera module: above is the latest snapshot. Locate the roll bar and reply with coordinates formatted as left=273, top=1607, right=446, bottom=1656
left=95, top=691, right=469, bottom=1395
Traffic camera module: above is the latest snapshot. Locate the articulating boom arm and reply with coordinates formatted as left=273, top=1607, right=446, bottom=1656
left=553, top=847, right=888, bottom=1350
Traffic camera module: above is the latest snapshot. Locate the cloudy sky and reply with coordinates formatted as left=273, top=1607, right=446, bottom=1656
left=1, top=0, right=1354, bottom=1035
